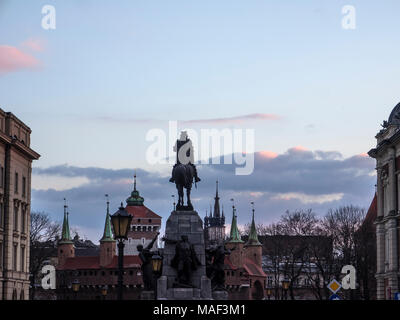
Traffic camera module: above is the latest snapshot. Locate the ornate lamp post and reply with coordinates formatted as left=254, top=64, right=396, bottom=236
left=151, top=253, right=163, bottom=275
left=72, top=279, right=80, bottom=300
left=282, top=278, right=290, bottom=300
left=110, top=202, right=132, bottom=300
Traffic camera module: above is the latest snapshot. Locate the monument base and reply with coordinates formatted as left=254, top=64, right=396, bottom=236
left=158, top=210, right=212, bottom=300
left=140, top=290, right=155, bottom=300
left=158, top=275, right=212, bottom=300
left=212, top=290, right=228, bottom=300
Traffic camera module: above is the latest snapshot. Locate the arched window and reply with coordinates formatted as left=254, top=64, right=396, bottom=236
left=20, top=290, right=25, bottom=300
left=12, top=289, right=17, bottom=300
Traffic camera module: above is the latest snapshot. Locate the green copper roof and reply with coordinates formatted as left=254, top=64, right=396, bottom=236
left=126, top=173, right=144, bottom=206
left=246, top=208, right=261, bottom=246
left=60, top=204, right=73, bottom=244
left=100, top=200, right=115, bottom=243
left=229, top=207, right=243, bottom=243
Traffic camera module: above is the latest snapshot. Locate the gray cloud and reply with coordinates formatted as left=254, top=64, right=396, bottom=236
left=31, top=147, right=376, bottom=242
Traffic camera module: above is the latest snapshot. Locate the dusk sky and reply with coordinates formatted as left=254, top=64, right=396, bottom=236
left=1, top=0, right=398, bottom=242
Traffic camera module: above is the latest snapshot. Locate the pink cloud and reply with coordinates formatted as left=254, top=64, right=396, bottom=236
left=21, top=38, right=45, bottom=52
left=259, top=151, right=278, bottom=159
left=0, top=45, right=40, bottom=74
left=182, top=113, right=281, bottom=125
left=291, top=145, right=308, bottom=152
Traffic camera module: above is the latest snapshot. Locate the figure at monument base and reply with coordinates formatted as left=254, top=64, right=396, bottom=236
left=157, top=209, right=212, bottom=300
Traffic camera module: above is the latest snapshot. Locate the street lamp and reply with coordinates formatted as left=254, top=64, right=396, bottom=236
left=111, top=202, right=132, bottom=301
left=281, top=278, right=290, bottom=300
left=151, top=254, right=163, bottom=275
left=101, top=285, right=108, bottom=300
left=72, top=279, right=80, bottom=300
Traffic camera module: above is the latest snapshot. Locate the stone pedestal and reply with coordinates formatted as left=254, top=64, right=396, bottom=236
left=140, top=290, right=155, bottom=300
left=157, top=210, right=212, bottom=300
left=212, top=290, right=228, bottom=300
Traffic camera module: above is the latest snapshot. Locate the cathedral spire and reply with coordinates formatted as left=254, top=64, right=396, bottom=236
left=246, top=202, right=261, bottom=246
left=101, top=194, right=115, bottom=242
left=213, top=180, right=221, bottom=218
left=229, top=204, right=243, bottom=243
left=60, top=198, right=72, bottom=244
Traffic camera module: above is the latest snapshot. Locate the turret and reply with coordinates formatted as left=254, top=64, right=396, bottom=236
left=244, top=203, right=262, bottom=266
left=57, top=199, right=75, bottom=267
left=100, top=195, right=116, bottom=267
left=226, top=204, right=244, bottom=268
left=126, top=172, right=144, bottom=206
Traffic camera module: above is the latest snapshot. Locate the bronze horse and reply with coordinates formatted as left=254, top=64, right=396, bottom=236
left=172, top=163, right=196, bottom=210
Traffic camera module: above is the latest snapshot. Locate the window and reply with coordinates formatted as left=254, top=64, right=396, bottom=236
left=0, top=242, right=2, bottom=269
left=20, top=247, right=25, bottom=272
left=22, top=177, right=26, bottom=198
left=14, top=205, right=18, bottom=231
left=267, top=276, right=273, bottom=287
left=14, top=172, right=18, bottom=194
left=0, top=166, right=3, bottom=188
left=13, top=245, right=18, bottom=271
left=0, top=202, right=3, bottom=228
left=21, top=207, right=26, bottom=233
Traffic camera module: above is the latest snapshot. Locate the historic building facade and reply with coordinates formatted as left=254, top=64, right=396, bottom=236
left=55, top=175, right=162, bottom=300
left=369, top=102, right=400, bottom=300
left=224, top=206, right=266, bottom=300
left=123, top=174, right=162, bottom=255
left=0, top=109, right=40, bottom=300
left=56, top=202, right=143, bottom=300
left=204, top=181, right=225, bottom=246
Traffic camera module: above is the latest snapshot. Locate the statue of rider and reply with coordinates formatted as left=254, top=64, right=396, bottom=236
left=169, top=131, right=201, bottom=183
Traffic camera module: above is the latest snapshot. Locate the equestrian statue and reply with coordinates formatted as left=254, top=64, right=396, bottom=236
left=169, top=131, right=200, bottom=210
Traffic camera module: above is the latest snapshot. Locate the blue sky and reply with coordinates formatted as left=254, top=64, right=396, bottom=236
left=0, top=0, right=398, bottom=241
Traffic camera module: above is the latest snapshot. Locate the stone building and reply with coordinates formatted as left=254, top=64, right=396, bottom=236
left=123, top=174, right=162, bottom=255
left=224, top=206, right=266, bottom=300
left=56, top=202, right=143, bottom=300
left=368, top=102, right=400, bottom=300
left=0, top=109, right=40, bottom=300
left=55, top=176, right=162, bottom=300
left=204, top=181, right=225, bottom=246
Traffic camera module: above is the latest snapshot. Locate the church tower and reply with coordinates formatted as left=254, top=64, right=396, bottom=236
left=99, top=196, right=116, bottom=267
left=226, top=204, right=244, bottom=268
left=244, top=204, right=262, bottom=267
left=204, top=180, right=226, bottom=245
left=57, top=200, right=75, bottom=267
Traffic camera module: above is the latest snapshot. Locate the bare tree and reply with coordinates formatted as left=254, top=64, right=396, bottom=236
left=30, top=211, right=61, bottom=300
left=278, top=210, right=320, bottom=300
left=321, top=205, right=366, bottom=300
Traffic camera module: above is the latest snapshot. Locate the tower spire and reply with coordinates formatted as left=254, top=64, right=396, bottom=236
left=228, top=200, right=243, bottom=243
left=101, top=194, right=115, bottom=242
left=126, top=171, right=144, bottom=206
left=213, top=180, right=221, bottom=218
left=246, top=202, right=261, bottom=246
left=60, top=198, right=72, bottom=243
